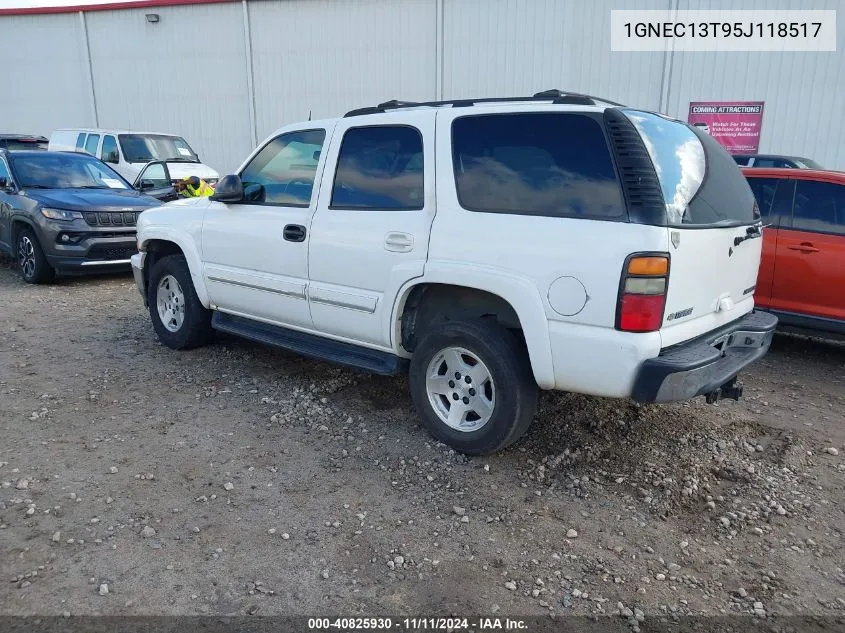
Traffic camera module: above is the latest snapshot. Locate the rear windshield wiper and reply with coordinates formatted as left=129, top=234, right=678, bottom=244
left=734, top=225, right=762, bottom=246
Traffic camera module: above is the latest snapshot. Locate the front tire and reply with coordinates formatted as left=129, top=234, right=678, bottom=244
left=147, top=254, right=213, bottom=350
left=17, top=228, right=54, bottom=284
left=409, top=319, right=538, bottom=455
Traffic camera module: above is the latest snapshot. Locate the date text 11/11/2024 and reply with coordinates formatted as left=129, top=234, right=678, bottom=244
left=307, top=617, right=528, bottom=630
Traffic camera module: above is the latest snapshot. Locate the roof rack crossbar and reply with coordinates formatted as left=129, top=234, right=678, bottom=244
left=343, top=90, right=624, bottom=117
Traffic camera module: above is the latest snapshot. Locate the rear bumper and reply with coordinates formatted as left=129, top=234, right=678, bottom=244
left=632, top=310, right=778, bottom=403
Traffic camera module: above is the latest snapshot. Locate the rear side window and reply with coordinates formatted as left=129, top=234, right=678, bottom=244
left=792, top=180, right=845, bottom=236
left=84, top=134, right=100, bottom=156
left=331, top=126, right=424, bottom=210
left=75, top=133, right=86, bottom=151
left=451, top=113, right=624, bottom=219
left=626, top=110, right=757, bottom=226
left=624, top=111, right=705, bottom=224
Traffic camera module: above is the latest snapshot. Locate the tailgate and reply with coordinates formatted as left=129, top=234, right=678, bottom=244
left=622, top=110, right=762, bottom=347
left=662, top=226, right=761, bottom=346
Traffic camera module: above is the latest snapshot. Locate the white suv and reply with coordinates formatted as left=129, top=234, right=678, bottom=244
left=130, top=90, right=777, bottom=455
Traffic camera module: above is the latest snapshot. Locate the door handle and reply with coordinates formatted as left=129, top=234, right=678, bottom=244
left=787, top=243, right=819, bottom=253
left=283, top=224, right=307, bottom=242
left=384, top=231, right=413, bottom=253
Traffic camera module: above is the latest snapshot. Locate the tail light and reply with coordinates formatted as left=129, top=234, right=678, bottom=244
left=616, top=254, right=669, bottom=333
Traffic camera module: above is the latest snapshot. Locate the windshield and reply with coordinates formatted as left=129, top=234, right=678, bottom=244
left=9, top=153, right=130, bottom=190
left=118, top=134, right=199, bottom=163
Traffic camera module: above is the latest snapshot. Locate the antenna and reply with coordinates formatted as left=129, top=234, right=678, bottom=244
left=308, top=110, right=312, bottom=121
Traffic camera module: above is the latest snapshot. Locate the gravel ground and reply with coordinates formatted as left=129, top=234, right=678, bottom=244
left=1, top=266, right=844, bottom=621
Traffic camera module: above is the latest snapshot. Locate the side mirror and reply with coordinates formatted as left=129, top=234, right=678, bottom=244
left=209, top=174, right=244, bottom=203
left=0, top=177, right=14, bottom=193
left=137, top=180, right=155, bottom=191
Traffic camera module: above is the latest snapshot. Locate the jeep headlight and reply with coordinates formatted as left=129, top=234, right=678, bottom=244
left=41, top=207, right=83, bottom=221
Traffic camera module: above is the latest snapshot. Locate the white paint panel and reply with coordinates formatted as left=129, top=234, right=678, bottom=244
left=442, top=0, right=671, bottom=110
left=0, top=13, right=92, bottom=136
left=247, top=0, right=437, bottom=141
left=85, top=3, right=253, bottom=173
left=666, top=0, right=845, bottom=170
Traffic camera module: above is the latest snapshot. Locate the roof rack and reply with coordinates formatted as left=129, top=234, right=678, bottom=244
left=344, top=89, right=624, bottom=117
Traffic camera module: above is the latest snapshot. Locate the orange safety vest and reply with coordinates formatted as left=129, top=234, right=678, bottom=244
left=184, top=179, right=214, bottom=197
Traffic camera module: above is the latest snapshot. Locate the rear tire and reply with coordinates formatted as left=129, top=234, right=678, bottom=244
left=409, top=319, right=538, bottom=455
left=147, top=254, right=213, bottom=350
left=16, top=228, right=54, bottom=284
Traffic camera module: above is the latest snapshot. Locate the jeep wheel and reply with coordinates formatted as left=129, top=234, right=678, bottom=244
left=17, top=228, right=55, bottom=284
left=147, top=254, right=213, bottom=350
left=409, top=320, right=538, bottom=455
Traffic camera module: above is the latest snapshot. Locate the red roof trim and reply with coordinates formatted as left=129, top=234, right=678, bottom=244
left=0, top=0, right=235, bottom=16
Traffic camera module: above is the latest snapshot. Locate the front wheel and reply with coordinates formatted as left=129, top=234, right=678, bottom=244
left=409, top=319, right=538, bottom=455
left=147, top=254, right=213, bottom=350
left=17, top=228, right=54, bottom=284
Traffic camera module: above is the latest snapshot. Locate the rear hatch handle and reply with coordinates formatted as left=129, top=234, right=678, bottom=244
left=734, top=225, right=762, bottom=247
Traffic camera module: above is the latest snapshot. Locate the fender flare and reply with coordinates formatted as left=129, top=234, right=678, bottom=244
left=10, top=214, right=38, bottom=239
left=390, top=263, right=556, bottom=390
left=139, top=227, right=210, bottom=307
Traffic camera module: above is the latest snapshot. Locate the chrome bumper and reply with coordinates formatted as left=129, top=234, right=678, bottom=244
left=130, top=252, right=147, bottom=305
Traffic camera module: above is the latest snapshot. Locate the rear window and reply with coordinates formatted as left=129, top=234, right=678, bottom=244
left=3, top=139, right=47, bottom=151
left=625, top=110, right=756, bottom=226
left=754, top=157, right=795, bottom=168
left=451, top=113, right=625, bottom=219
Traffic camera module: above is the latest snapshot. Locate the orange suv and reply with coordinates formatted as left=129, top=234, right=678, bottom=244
left=743, top=167, right=845, bottom=337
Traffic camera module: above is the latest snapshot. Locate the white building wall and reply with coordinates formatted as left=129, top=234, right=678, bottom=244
left=442, top=0, right=669, bottom=110
left=85, top=2, right=254, bottom=174
left=0, top=0, right=843, bottom=172
left=248, top=0, right=438, bottom=143
left=0, top=12, right=93, bottom=133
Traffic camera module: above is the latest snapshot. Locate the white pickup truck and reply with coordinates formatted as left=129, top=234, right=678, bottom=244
left=131, top=90, right=777, bottom=455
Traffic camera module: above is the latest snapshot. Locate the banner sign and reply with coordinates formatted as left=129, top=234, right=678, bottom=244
left=687, top=101, right=765, bottom=154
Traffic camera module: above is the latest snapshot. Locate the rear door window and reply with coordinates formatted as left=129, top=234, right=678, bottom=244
left=84, top=134, right=100, bottom=156
left=331, top=125, right=424, bottom=210
left=451, top=113, right=624, bottom=219
left=791, top=180, right=845, bottom=236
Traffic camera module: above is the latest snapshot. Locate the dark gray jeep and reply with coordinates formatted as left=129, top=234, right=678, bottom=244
left=0, top=150, right=162, bottom=283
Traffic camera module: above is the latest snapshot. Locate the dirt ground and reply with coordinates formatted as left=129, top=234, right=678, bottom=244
left=1, top=264, right=843, bottom=621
